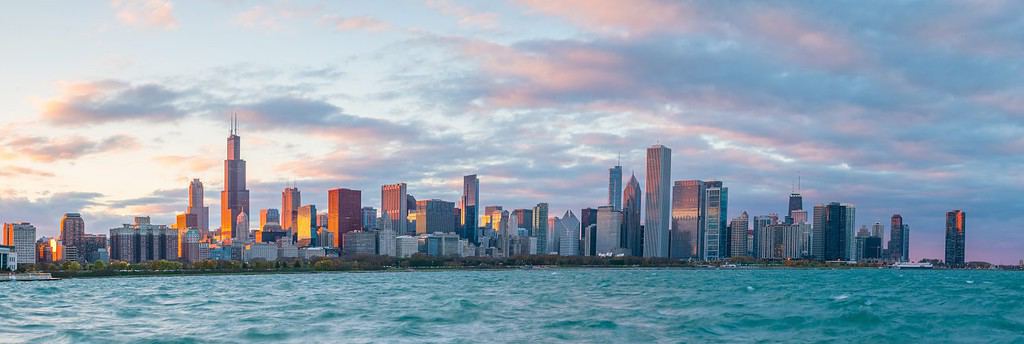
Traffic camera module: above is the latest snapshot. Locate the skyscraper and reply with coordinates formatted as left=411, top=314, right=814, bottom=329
left=671, top=180, right=704, bottom=259
left=644, top=144, right=671, bottom=258
left=328, top=188, right=362, bottom=249
left=187, top=178, right=210, bottom=236
left=59, top=213, right=85, bottom=250
left=703, top=181, right=728, bottom=260
left=296, top=204, right=318, bottom=247
left=787, top=192, right=803, bottom=224
left=382, top=183, right=409, bottom=235
left=945, top=210, right=966, bottom=267
left=622, top=174, right=642, bottom=256
left=819, top=202, right=855, bottom=261
left=581, top=207, right=598, bottom=256
left=729, top=212, right=749, bottom=258
left=461, top=175, right=480, bottom=244
left=889, top=214, right=909, bottom=262
left=3, top=222, right=36, bottom=267
left=281, top=186, right=301, bottom=232
left=361, top=207, right=378, bottom=230
left=259, top=208, right=280, bottom=231
left=555, top=210, right=580, bottom=256
left=512, top=208, right=533, bottom=232
left=811, top=204, right=826, bottom=260
left=415, top=199, right=456, bottom=235
left=220, top=115, right=250, bottom=242
left=609, top=164, right=622, bottom=211
left=532, top=203, right=549, bottom=254
left=595, top=206, right=623, bottom=255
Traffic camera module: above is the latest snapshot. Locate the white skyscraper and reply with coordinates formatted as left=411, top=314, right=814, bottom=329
left=644, top=145, right=671, bottom=257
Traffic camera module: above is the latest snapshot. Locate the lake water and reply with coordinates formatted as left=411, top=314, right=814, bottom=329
left=2, top=268, right=1023, bottom=343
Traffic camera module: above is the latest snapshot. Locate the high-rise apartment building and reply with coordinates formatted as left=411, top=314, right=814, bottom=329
left=644, top=145, right=671, bottom=257
left=889, top=214, right=911, bottom=262
left=945, top=210, right=966, bottom=267
left=59, top=213, right=85, bottom=250
left=729, top=212, right=749, bottom=258
left=3, top=222, right=36, bottom=267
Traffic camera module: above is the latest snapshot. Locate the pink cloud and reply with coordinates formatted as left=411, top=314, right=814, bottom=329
left=426, top=0, right=500, bottom=30
left=460, top=40, right=629, bottom=107
left=111, top=0, right=177, bottom=30
left=747, top=8, right=865, bottom=69
left=518, top=0, right=696, bottom=38
left=321, top=15, right=391, bottom=32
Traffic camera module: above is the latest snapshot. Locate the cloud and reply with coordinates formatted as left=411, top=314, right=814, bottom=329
left=518, top=0, right=696, bottom=38
left=0, top=167, right=55, bottom=178
left=426, top=0, right=500, bottom=30
left=111, top=0, right=177, bottom=30
left=42, top=80, right=191, bottom=125
left=0, top=192, right=107, bottom=238
left=0, top=135, right=139, bottom=162
left=321, top=15, right=392, bottom=32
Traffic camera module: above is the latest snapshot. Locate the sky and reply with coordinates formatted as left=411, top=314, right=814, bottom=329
left=0, top=0, right=1022, bottom=263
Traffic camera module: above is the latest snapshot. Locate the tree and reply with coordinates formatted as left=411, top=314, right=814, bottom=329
left=62, top=261, right=82, bottom=273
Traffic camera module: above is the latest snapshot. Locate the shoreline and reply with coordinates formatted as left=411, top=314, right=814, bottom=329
left=32, top=264, right=1018, bottom=281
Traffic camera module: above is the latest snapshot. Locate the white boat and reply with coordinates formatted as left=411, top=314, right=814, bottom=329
left=892, top=262, right=933, bottom=270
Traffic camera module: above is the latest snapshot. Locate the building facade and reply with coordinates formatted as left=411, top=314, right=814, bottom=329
left=187, top=178, right=210, bottom=236
left=644, top=145, right=671, bottom=258
left=2, top=222, right=36, bottom=268
left=671, top=180, right=704, bottom=259
left=702, top=181, right=728, bottom=260
left=729, top=212, right=749, bottom=258
left=220, top=115, right=250, bottom=242
left=328, top=188, right=362, bottom=249
left=622, top=174, right=642, bottom=257
left=281, top=187, right=301, bottom=232
left=382, top=183, right=409, bottom=236
left=609, top=164, right=622, bottom=211
left=532, top=203, right=549, bottom=254
left=945, top=210, right=966, bottom=267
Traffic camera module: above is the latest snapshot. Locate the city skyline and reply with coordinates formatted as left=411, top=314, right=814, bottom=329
left=1, top=1, right=1022, bottom=263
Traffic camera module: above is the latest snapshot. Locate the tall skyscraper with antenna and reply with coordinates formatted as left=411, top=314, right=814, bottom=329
left=787, top=176, right=803, bottom=225
left=609, top=159, right=622, bottom=211
left=220, top=114, right=250, bottom=242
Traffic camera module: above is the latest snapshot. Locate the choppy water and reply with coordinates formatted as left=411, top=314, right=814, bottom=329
left=2, top=268, right=1023, bottom=343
